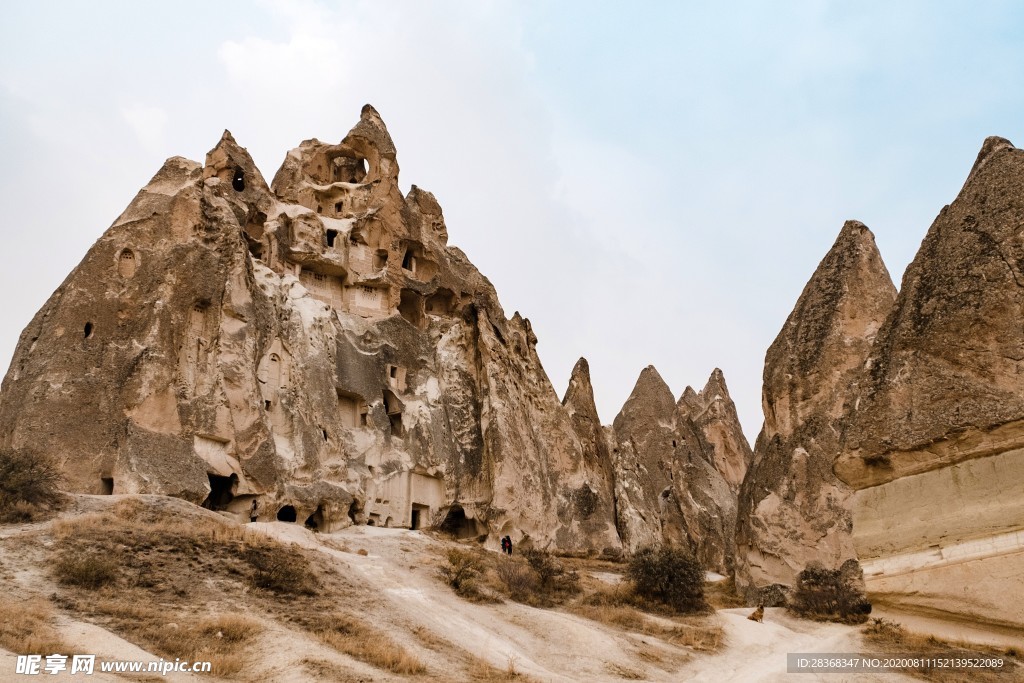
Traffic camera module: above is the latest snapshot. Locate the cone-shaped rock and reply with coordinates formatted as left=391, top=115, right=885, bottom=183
left=0, top=106, right=618, bottom=555
left=561, top=358, right=620, bottom=553
left=735, top=220, right=896, bottom=603
left=612, top=366, right=736, bottom=572
left=836, top=138, right=1024, bottom=633
left=681, top=369, right=752, bottom=490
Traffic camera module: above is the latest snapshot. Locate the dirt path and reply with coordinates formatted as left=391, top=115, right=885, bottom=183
left=255, top=523, right=906, bottom=682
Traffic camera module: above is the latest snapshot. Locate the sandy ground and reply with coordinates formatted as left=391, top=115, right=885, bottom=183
left=0, top=502, right=943, bottom=682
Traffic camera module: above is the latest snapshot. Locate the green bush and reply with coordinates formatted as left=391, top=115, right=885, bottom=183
left=0, top=449, right=64, bottom=522
left=789, top=560, right=871, bottom=623
left=626, top=545, right=706, bottom=613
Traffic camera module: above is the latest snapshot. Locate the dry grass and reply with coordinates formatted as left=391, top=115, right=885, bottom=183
left=0, top=598, right=69, bottom=656
left=571, top=603, right=723, bottom=652
left=300, top=611, right=425, bottom=675
left=863, top=618, right=1021, bottom=682
left=466, top=654, right=537, bottom=681
left=705, top=576, right=746, bottom=609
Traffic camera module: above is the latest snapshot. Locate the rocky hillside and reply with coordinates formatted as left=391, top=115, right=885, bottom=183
left=0, top=106, right=748, bottom=567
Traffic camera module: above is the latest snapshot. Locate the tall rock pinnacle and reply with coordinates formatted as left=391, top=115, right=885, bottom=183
left=835, top=138, right=1024, bottom=634
left=735, top=220, right=896, bottom=602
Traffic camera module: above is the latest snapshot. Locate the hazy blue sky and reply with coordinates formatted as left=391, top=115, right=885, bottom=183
left=2, top=1, right=1023, bottom=440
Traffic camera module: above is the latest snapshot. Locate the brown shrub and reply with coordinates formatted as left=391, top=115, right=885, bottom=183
left=0, top=598, right=68, bottom=656
left=53, top=552, right=120, bottom=589
left=0, top=449, right=64, bottom=522
left=495, top=561, right=538, bottom=601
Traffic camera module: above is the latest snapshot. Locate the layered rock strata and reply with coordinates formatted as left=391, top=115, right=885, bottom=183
left=735, top=221, right=896, bottom=602
left=836, top=138, right=1024, bottom=633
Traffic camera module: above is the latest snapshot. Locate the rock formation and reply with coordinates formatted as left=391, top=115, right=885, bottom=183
left=0, top=106, right=622, bottom=555
left=611, top=366, right=739, bottom=573
left=836, top=138, right=1024, bottom=632
left=735, top=220, right=896, bottom=603
left=680, top=369, right=752, bottom=491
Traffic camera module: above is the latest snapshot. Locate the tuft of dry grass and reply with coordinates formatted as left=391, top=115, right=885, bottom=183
left=466, top=654, right=537, bottom=681
left=571, top=603, right=722, bottom=652
left=704, top=576, right=746, bottom=609
left=0, top=598, right=69, bottom=656
left=300, top=611, right=426, bottom=675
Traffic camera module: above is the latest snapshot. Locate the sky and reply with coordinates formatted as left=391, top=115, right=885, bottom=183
left=2, top=1, right=1023, bottom=442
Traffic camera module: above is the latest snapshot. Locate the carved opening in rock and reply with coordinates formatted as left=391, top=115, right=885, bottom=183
left=402, top=249, right=416, bottom=273
left=384, top=516, right=393, bottom=528
left=84, top=322, right=93, bottom=339
left=386, top=365, right=407, bottom=392
left=118, top=249, right=137, bottom=278
left=329, top=155, right=368, bottom=184
left=336, top=390, right=365, bottom=428
left=398, top=289, right=424, bottom=328
left=425, top=288, right=456, bottom=317
left=202, top=473, right=237, bottom=511
left=300, top=269, right=344, bottom=309
left=100, top=477, right=113, bottom=495
left=326, top=229, right=338, bottom=248
left=672, top=440, right=677, bottom=448
left=660, top=488, right=672, bottom=500
left=367, top=514, right=379, bottom=526
left=321, top=428, right=328, bottom=441
left=232, top=168, right=245, bottom=192
left=277, top=505, right=297, bottom=523
left=317, top=204, right=323, bottom=214
left=439, top=505, right=479, bottom=539
left=347, top=498, right=363, bottom=524
left=264, top=399, right=271, bottom=410
left=373, top=250, right=388, bottom=269
left=345, top=284, right=388, bottom=316
left=384, top=389, right=404, bottom=437
left=334, top=201, right=343, bottom=216
left=410, top=504, right=430, bottom=531
left=305, top=504, right=325, bottom=531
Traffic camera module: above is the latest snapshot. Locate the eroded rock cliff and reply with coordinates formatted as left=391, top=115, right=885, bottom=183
left=735, top=220, right=896, bottom=603
left=0, top=106, right=621, bottom=554
left=836, top=138, right=1024, bottom=632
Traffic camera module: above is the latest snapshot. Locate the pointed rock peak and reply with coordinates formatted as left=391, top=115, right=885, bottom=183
left=677, top=385, right=701, bottom=414
left=345, top=103, right=397, bottom=158
left=615, top=365, right=676, bottom=425
left=203, top=130, right=270, bottom=193
left=701, top=368, right=730, bottom=400
left=563, top=357, right=595, bottom=408
left=965, top=135, right=1015, bottom=186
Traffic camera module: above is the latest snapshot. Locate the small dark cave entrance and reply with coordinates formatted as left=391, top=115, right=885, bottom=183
left=232, top=168, right=245, bottom=192
left=305, top=504, right=325, bottom=531
left=100, top=477, right=114, bottom=495
left=202, top=473, right=237, bottom=511
left=438, top=505, right=479, bottom=539
left=277, top=505, right=297, bottom=523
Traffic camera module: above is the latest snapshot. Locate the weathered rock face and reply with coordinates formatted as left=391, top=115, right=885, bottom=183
left=611, top=366, right=737, bottom=573
left=0, top=105, right=619, bottom=554
left=680, top=369, right=752, bottom=491
left=836, top=138, right=1024, bottom=632
left=735, top=220, right=896, bottom=603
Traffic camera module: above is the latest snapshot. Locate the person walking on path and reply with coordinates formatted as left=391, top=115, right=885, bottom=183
left=250, top=499, right=259, bottom=523
left=504, top=535, right=513, bottom=557
left=501, top=536, right=509, bottom=555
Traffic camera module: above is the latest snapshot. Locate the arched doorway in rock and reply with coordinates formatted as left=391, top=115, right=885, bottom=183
left=277, top=505, right=297, bottom=523
left=202, top=473, right=238, bottom=511
left=438, top=504, right=480, bottom=539
left=305, top=504, right=325, bottom=531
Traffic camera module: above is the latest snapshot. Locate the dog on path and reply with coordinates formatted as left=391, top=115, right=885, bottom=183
left=747, top=604, right=765, bottom=623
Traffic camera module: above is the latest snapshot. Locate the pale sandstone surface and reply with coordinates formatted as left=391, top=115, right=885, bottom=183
left=832, top=139, right=1024, bottom=634
left=611, top=366, right=737, bottom=573
left=0, top=106, right=621, bottom=554
left=735, top=221, right=896, bottom=602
